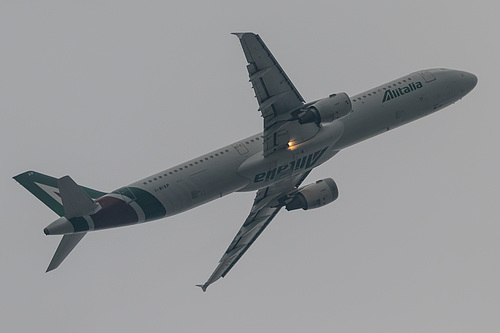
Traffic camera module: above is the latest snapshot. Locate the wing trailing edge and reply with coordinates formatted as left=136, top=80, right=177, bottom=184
left=46, top=233, right=86, bottom=272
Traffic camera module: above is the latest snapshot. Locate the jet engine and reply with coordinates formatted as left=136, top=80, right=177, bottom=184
left=285, top=178, right=339, bottom=211
left=298, top=93, right=352, bottom=125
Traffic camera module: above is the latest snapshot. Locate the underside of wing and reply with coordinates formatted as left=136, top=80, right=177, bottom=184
left=233, top=33, right=312, bottom=156
left=197, top=171, right=311, bottom=292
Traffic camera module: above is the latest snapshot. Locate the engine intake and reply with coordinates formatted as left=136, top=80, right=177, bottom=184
left=285, top=178, right=339, bottom=211
left=298, top=93, right=352, bottom=125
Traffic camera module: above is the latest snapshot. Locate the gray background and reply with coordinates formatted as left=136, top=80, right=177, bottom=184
left=2, top=1, right=498, bottom=332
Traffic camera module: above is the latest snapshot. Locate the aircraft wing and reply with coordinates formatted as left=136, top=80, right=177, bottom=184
left=197, top=171, right=310, bottom=291
left=233, top=32, right=307, bottom=157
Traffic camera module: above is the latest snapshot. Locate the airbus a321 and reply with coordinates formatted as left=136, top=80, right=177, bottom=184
left=14, top=33, right=477, bottom=291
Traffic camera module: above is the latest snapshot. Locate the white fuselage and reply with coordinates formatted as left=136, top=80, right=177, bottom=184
left=117, top=69, right=475, bottom=221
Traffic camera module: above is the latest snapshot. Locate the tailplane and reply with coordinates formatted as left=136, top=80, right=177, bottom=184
left=14, top=171, right=107, bottom=272
left=46, top=233, right=86, bottom=272
left=57, top=175, right=101, bottom=218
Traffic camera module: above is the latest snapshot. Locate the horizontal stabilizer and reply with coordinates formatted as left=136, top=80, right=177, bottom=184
left=57, top=176, right=100, bottom=218
left=46, top=233, right=86, bottom=272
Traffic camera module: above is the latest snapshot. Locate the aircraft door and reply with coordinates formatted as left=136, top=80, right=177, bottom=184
left=420, top=71, right=436, bottom=83
left=233, top=142, right=249, bottom=155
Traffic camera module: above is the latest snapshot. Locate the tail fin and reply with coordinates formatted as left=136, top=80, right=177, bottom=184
left=14, top=171, right=107, bottom=272
left=13, top=171, right=106, bottom=217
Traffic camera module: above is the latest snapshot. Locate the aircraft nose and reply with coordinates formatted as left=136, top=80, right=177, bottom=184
left=457, top=70, right=478, bottom=95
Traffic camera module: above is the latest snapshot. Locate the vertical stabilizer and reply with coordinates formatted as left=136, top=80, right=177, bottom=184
left=14, top=171, right=107, bottom=272
left=43, top=176, right=101, bottom=271
left=13, top=171, right=106, bottom=216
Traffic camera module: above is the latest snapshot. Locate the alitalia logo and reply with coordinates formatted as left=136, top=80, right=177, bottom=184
left=254, top=147, right=328, bottom=183
left=382, top=81, right=423, bottom=102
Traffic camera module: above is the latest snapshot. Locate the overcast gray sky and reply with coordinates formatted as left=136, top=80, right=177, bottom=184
left=2, top=1, right=499, bottom=332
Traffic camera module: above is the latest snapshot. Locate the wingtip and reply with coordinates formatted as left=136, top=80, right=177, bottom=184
left=231, top=32, right=257, bottom=39
left=46, top=256, right=61, bottom=272
left=46, top=264, right=57, bottom=273
left=13, top=170, right=34, bottom=181
left=196, top=284, right=208, bottom=292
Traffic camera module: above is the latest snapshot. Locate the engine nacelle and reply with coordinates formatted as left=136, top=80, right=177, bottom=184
left=285, top=178, right=339, bottom=211
left=298, top=93, right=352, bottom=125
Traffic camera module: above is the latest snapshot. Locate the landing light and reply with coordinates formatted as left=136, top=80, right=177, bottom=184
left=288, top=141, right=299, bottom=151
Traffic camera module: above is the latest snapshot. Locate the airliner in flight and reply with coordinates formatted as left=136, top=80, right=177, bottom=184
left=14, top=33, right=477, bottom=291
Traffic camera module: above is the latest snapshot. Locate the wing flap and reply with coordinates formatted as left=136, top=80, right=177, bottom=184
left=249, top=67, right=273, bottom=82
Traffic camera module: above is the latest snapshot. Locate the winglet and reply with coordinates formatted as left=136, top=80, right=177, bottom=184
left=231, top=32, right=256, bottom=39
left=196, top=284, right=208, bottom=292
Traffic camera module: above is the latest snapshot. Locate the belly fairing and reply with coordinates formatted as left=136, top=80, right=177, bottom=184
left=238, top=121, right=344, bottom=191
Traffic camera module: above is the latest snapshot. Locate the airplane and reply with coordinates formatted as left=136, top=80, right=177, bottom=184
left=14, top=32, right=477, bottom=291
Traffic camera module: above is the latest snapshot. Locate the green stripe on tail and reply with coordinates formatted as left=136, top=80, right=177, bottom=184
left=13, top=171, right=107, bottom=217
left=112, top=186, right=166, bottom=221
